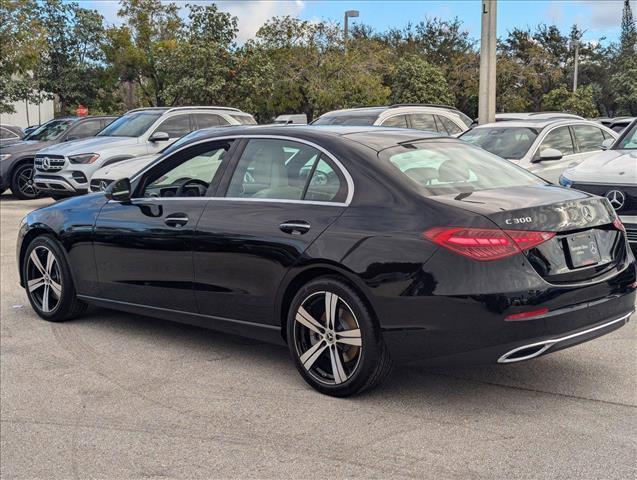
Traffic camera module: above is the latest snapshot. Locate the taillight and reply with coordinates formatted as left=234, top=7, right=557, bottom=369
left=613, top=217, right=625, bottom=232
left=423, top=227, right=555, bottom=261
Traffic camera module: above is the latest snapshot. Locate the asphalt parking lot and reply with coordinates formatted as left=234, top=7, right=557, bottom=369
left=1, top=194, right=635, bottom=479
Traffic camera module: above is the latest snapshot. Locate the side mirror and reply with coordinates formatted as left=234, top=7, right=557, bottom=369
left=538, top=148, right=563, bottom=162
left=149, top=131, right=170, bottom=142
left=601, top=138, right=614, bottom=150
left=105, top=178, right=131, bottom=202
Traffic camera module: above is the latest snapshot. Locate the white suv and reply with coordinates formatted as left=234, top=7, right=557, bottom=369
left=34, top=106, right=255, bottom=198
left=312, top=104, right=472, bottom=135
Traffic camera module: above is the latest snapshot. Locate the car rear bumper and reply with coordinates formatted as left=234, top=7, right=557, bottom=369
left=382, top=285, right=636, bottom=366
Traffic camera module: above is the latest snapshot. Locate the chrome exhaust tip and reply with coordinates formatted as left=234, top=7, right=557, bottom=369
left=497, top=311, right=633, bottom=364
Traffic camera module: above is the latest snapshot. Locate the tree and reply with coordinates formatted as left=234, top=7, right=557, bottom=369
left=542, top=85, right=599, bottom=117
left=390, top=55, right=454, bottom=105
left=611, top=0, right=637, bottom=114
left=255, top=16, right=390, bottom=121
left=0, top=0, right=46, bottom=113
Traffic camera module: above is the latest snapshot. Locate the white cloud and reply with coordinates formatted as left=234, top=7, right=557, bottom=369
left=212, top=0, right=306, bottom=42
left=576, top=0, right=636, bottom=28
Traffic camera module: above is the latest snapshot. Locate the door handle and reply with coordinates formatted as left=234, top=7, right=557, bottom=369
left=280, top=221, right=311, bottom=235
left=164, top=213, right=189, bottom=227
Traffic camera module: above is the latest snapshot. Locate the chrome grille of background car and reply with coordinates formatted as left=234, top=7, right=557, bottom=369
left=35, top=155, right=66, bottom=172
left=571, top=183, right=637, bottom=216
left=90, top=178, right=113, bottom=192
left=626, top=227, right=637, bottom=243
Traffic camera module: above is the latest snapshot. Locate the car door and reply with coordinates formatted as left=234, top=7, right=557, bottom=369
left=193, top=136, right=350, bottom=326
left=147, top=113, right=193, bottom=154
left=527, top=125, right=577, bottom=183
left=92, top=139, right=235, bottom=312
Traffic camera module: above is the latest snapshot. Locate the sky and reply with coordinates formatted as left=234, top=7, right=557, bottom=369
left=80, top=0, right=635, bottom=45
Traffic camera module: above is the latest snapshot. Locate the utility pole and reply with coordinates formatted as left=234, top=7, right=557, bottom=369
left=478, top=0, right=497, bottom=125
left=569, top=39, right=580, bottom=92
left=344, top=10, right=359, bottom=43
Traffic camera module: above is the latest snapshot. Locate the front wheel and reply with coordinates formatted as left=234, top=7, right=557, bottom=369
left=287, top=277, right=392, bottom=397
left=23, top=235, right=87, bottom=322
left=11, top=162, right=40, bottom=200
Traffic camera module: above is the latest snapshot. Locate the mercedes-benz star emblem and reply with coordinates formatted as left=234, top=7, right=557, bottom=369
left=100, top=180, right=109, bottom=191
left=605, top=190, right=626, bottom=211
left=41, top=157, right=51, bottom=170
left=581, top=205, right=593, bottom=222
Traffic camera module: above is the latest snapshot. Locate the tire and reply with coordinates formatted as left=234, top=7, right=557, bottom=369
left=22, top=235, right=87, bottom=322
left=286, top=276, right=392, bottom=397
left=10, top=161, right=40, bottom=200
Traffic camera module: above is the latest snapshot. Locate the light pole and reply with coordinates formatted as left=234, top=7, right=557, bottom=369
left=569, top=39, right=580, bottom=92
left=478, top=0, right=497, bottom=125
left=344, top=10, right=359, bottom=43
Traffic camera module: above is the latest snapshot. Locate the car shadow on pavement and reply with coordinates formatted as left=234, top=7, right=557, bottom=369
left=60, top=306, right=633, bottom=407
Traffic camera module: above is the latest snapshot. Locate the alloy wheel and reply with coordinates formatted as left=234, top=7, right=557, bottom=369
left=16, top=165, right=39, bottom=198
left=26, top=246, right=62, bottom=313
left=293, top=291, right=362, bottom=385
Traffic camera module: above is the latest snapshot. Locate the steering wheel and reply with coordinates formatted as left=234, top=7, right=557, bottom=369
left=175, top=178, right=209, bottom=197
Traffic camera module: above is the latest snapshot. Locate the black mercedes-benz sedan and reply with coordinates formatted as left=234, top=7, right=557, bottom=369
left=17, top=126, right=636, bottom=396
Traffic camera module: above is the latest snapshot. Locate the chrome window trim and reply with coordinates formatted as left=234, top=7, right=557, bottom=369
left=131, top=134, right=355, bottom=205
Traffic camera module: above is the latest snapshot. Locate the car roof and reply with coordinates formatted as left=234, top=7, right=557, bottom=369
left=468, top=118, right=602, bottom=129
left=173, top=125, right=447, bottom=152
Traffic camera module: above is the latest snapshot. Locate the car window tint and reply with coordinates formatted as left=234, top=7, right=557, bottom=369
left=229, top=114, right=257, bottom=125
left=226, top=139, right=322, bottom=200
left=195, top=113, right=229, bottom=129
left=382, top=142, right=544, bottom=196
left=155, top=115, right=192, bottom=138
left=436, top=115, right=463, bottom=135
left=572, top=125, right=606, bottom=153
left=382, top=115, right=408, bottom=128
left=69, top=120, right=103, bottom=138
left=312, top=114, right=378, bottom=126
left=617, top=122, right=637, bottom=149
left=535, top=126, right=574, bottom=159
left=409, top=113, right=437, bottom=132
left=0, top=127, right=18, bottom=139
left=461, top=127, right=538, bottom=160
left=304, top=158, right=345, bottom=203
left=143, top=144, right=229, bottom=198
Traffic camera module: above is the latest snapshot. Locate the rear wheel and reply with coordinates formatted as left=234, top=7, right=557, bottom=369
left=23, top=236, right=87, bottom=322
left=287, top=277, right=392, bottom=397
left=11, top=162, right=40, bottom=200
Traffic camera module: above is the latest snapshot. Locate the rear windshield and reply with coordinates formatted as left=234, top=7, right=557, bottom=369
left=460, top=127, right=539, bottom=160
left=617, top=122, right=637, bottom=149
left=24, top=119, right=74, bottom=141
left=312, top=114, right=379, bottom=126
left=230, top=114, right=257, bottom=125
left=381, top=141, right=545, bottom=196
left=98, top=112, right=163, bottom=137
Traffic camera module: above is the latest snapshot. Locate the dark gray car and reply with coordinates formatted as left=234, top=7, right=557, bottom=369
left=0, top=115, right=117, bottom=199
left=0, top=124, right=24, bottom=147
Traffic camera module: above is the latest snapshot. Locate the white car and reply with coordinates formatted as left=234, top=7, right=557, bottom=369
left=34, top=106, right=255, bottom=198
left=89, top=154, right=158, bottom=192
left=312, top=104, right=471, bottom=136
left=560, top=119, right=637, bottom=251
left=459, top=118, right=618, bottom=184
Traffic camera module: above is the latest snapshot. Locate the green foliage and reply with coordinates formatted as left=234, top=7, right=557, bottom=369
left=389, top=55, right=454, bottom=105
left=542, top=85, right=599, bottom=117
left=1, top=0, right=632, bottom=120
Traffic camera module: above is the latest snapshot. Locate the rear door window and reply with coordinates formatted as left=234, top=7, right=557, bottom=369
left=382, top=115, right=408, bottom=128
left=155, top=114, right=193, bottom=139
left=408, top=113, right=438, bottom=132
left=436, top=115, right=463, bottom=135
left=572, top=125, right=606, bottom=153
left=68, top=119, right=103, bottom=139
left=194, top=113, right=230, bottom=129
